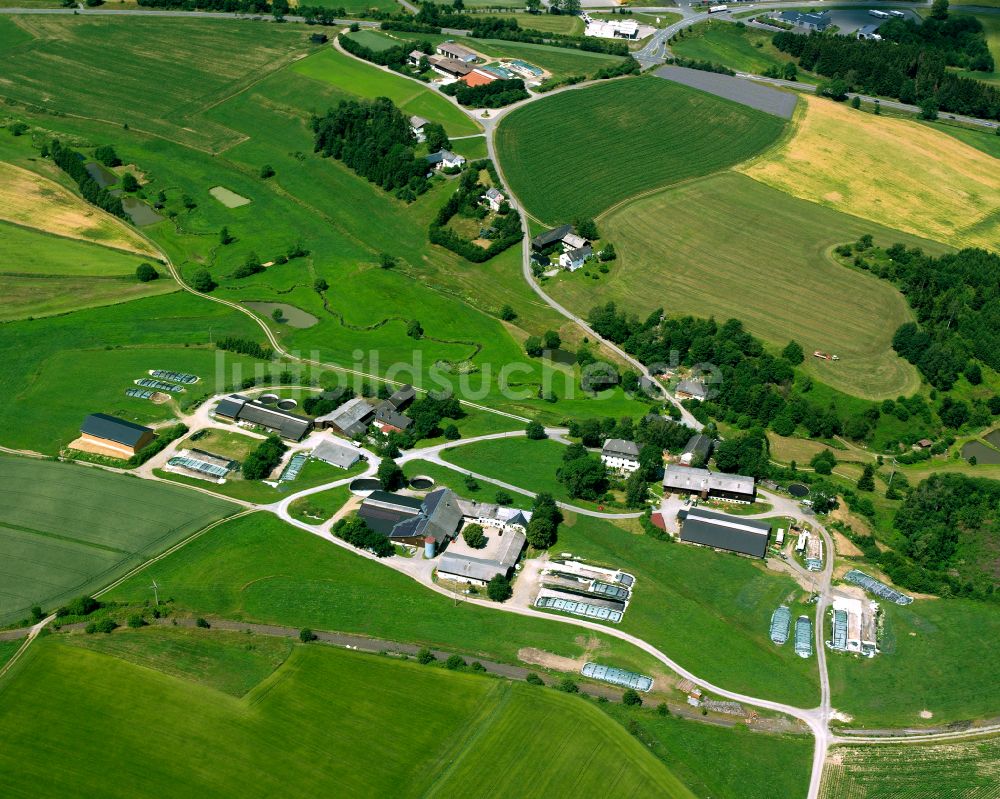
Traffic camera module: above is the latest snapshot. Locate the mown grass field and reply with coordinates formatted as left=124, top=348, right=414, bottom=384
left=672, top=20, right=809, bottom=78
left=441, top=436, right=578, bottom=502
left=0, top=456, right=234, bottom=625
left=739, top=94, right=1000, bottom=252
left=827, top=597, right=1000, bottom=727
left=549, top=172, right=939, bottom=400
left=821, top=736, right=1000, bottom=799
left=496, top=76, right=786, bottom=222
left=288, top=485, right=353, bottom=525
left=506, top=12, right=585, bottom=35
left=292, top=47, right=480, bottom=136
left=0, top=16, right=315, bottom=151
left=0, top=634, right=695, bottom=798
left=104, top=512, right=663, bottom=676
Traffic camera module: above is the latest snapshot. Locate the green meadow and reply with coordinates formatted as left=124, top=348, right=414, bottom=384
left=0, top=456, right=235, bottom=625
left=291, top=47, right=480, bottom=136
left=0, top=634, right=695, bottom=798
left=496, top=76, right=786, bottom=222
left=672, top=20, right=807, bottom=78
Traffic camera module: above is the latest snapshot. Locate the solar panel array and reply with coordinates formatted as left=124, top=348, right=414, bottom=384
left=535, top=595, right=622, bottom=623
left=581, top=662, right=653, bottom=692
left=136, top=378, right=183, bottom=393
left=591, top=581, right=629, bottom=601
left=125, top=388, right=155, bottom=400
left=151, top=370, right=198, bottom=384
left=168, top=455, right=230, bottom=478
left=844, top=569, right=912, bottom=605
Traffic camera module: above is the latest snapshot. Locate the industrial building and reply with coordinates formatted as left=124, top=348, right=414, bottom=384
left=75, top=413, right=156, bottom=459
left=677, top=507, right=771, bottom=558
left=663, top=464, right=756, bottom=503
left=315, top=396, right=376, bottom=439
left=311, top=439, right=361, bottom=470
left=214, top=394, right=313, bottom=441
left=828, top=597, right=879, bottom=657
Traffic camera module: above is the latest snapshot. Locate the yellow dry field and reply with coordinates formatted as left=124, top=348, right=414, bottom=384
left=740, top=95, right=1000, bottom=252
left=0, top=161, right=159, bottom=257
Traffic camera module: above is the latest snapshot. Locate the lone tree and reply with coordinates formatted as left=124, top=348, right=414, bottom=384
left=135, top=263, right=158, bottom=282
left=499, top=304, right=517, bottom=321
left=462, top=523, right=487, bottom=549
left=313, top=277, right=329, bottom=292
left=810, top=449, right=837, bottom=475
left=416, top=648, right=435, bottom=664
left=525, top=420, right=547, bottom=440
left=543, top=330, right=561, bottom=351
left=219, top=226, right=234, bottom=245
left=121, top=172, right=139, bottom=193
left=299, top=628, right=316, bottom=643
left=443, top=424, right=460, bottom=441
left=524, top=336, right=543, bottom=358
left=406, top=319, right=423, bottom=339
left=486, top=573, right=513, bottom=602
left=379, top=252, right=397, bottom=270
left=260, top=163, right=275, bottom=179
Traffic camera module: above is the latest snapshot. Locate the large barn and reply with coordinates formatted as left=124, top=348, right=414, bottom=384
left=678, top=507, right=771, bottom=558
left=76, top=413, right=156, bottom=459
left=663, top=464, right=756, bottom=504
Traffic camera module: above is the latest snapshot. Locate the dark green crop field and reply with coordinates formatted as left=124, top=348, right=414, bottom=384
left=496, top=76, right=786, bottom=222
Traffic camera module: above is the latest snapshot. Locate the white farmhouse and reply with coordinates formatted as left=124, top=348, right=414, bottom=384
left=601, top=438, right=641, bottom=473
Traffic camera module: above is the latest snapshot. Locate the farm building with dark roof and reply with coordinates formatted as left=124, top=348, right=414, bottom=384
left=678, top=507, right=771, bottom=558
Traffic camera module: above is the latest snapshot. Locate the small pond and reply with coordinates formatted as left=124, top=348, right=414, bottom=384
left=960, top=440, right=1000, bottom=465
left=121, top=196, right=164, bottom=226
left=243, top=301, right=319, bottom=329
left=85, top=161, right=117, bottom=188
left=788, top=483, right=809, bottom=498
left=350, top=478, right=381, bottom=492
left=984, top=429, right=1000, bottom=449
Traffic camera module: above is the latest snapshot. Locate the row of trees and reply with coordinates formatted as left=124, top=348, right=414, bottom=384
left=48, top=140, right=126, bottom=219
left=333, top=516, right=395, bottom=557
left=215, top=336, right=274, bottom=360
left=772, top=27, right=1000, bottom=120
left=441, top=77, right=529, bottom=108
left=312, top=98, right=429, bottom=200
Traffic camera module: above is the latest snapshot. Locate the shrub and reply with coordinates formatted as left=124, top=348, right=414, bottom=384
left=656, top=701, right=670, bottom=717
left=526, top=420, right=547, bottom=440
left=126, top=614, right=146, bottom=629
left=56, top=596, right=100, bottom=618
left=622, top=688, right=643, bottom=707
left=417, top=648, right=435, bottom=665
left=470, top=661, right=487, bottom=673
left=486, top=574, right=513, bottom=602
left=299, top=628, right=317, bottom=643
left=445, top=654, right=466, bottom=670
left=195, top=617, right=210, bottom=628
left=525, top=673, right=545, bottom=686
left=260, top=164, right=275, bottom=179
left=135, top=262, right=159, bottom=282
left=189, top=268, right=216, bottom=293
left=557, top=677, right=579, bottom=693
left=95, top=618, right=118, bottom=634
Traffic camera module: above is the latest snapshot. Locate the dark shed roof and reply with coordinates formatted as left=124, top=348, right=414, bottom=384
left=531, top=224, right=573, bottom=250
left=80, top=414, right=153, bottom=447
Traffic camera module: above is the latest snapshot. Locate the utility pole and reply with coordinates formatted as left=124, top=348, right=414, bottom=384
left=150, top=579, right=159, bottom=606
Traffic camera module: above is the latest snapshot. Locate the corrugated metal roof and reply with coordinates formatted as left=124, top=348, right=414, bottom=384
left=80, top=413, right=152, bottom=447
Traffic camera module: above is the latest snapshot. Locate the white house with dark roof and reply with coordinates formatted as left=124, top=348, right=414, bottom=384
left=410, top=115, right=429, bottom=142
left=559, top=245, right=592, bottom=272
left=483, top=187, right=506, bottom=212
left=601, top=439, right=641, bottom=473
left=426, top=149, right=466, bottom=172
left=676, top=379, right=708, bottom=401
left=408, top=50, right=425, bottom=67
